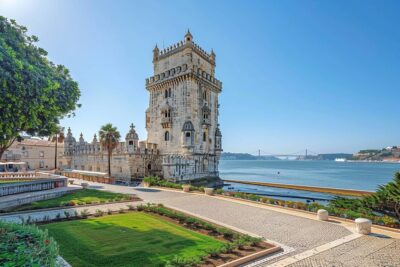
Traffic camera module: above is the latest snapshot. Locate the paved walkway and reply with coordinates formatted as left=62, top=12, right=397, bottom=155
left=2, top=179, right=399, bottom=267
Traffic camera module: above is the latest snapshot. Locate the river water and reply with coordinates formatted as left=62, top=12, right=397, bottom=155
left=219, top=160, right=400, bottom=203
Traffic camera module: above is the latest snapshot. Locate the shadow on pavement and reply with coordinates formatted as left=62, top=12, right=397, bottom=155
left=134, top=188, right=161, bottom=193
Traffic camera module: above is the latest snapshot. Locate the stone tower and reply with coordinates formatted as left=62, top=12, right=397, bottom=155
left=145, top=30, right=223, bottom=182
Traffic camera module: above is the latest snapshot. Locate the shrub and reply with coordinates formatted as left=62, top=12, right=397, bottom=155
left=215, top=188, right=224, bottom=195
left=127, top=204, right=135, bottom=210
left=382, top=215, right=397, bottom=226
left=74, top=211, right=79, bottom=217
left=218, top=228, right=235, bottom=239
left=107, top=209, right=112, bottom=215
left=100, top=200, right=106, bottom=204
left=68, top=200, right=76, bottom=206
left=0, top=221, right=59, bottom=266
left=94, top=209, right=104, bottom=217
left=77, top=201, right=85, bottom=205
left=55, top=213, right=61, bottom=221
left=222, top=243, right=235, bottom=253
left=165, top=255, right=202, bottom=267
left=64, top=211, right=71, bottom=219
left=119, top=208, right=125, bottom=214
left=80, top=209, right=90, bottom=218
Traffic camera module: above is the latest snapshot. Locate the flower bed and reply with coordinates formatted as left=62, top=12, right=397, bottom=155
left=0, top=221, right=59, bottom=267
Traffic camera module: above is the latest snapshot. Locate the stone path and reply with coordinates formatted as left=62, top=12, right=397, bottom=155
left=2, top=179, right=399, bottom=267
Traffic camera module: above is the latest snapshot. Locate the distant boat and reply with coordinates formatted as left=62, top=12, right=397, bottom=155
left=335, top=158, right=347, bottom=162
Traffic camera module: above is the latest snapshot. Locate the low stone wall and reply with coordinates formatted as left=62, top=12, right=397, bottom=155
left=0, top=189, right=75, bottom=211
left=0, top=178, right=68, bottom=197
left=61, top=171, right=115, bottom=184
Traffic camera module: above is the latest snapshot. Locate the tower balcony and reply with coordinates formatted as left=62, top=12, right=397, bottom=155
left=202, top=118, right=211, bottom=126
left=161, top=117, right=172, bottom=128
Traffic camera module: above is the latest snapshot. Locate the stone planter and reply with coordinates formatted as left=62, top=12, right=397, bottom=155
left=317, top=209, right=329, bottom=221
left=81, top=182, right=89, bottom=189
left=204, top=188, right=214, bottom=196
left=143, top=182, right=150, bottom=188
left=355, top=218, right=372, bottom=234
left=182, top=185, right=191, bottom=193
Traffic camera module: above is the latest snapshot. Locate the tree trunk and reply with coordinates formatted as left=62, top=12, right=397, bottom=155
left=108, top=149, right=111, bottom=177
left=0, top=148, right=5, bottom=160
left=395, top=202, right=400, bottom=220
left=54, top=134, right=58, bottom=170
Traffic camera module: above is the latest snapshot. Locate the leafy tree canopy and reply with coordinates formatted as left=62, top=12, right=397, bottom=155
left=0, top=16, right=80, bottom=156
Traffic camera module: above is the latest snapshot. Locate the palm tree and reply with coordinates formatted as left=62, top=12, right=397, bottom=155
left=50, top=127, right=65, bottom=170
left=99, top=123, right=120, bottom=177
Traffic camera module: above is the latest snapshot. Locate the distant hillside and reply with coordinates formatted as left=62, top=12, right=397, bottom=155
left=221, top=152, right=280, bottom=160
left=353, top=146, right=400, bottom=161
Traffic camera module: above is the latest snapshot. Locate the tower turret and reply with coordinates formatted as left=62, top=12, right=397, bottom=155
left=153, top=44, right=159, bottom=62
left=184, top=29, right=193, bottom=43
left=125, top=123, right=139, bottom=153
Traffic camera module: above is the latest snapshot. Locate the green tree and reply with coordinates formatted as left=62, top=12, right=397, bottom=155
left=363, top=172, right=400, bottom=219
left=99, top=124, right=120, bottom=177
left=0, top=16, right=80, bottom=158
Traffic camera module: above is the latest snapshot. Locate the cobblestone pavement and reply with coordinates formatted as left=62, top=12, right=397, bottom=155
left=288, top=236, right=400, bottom=267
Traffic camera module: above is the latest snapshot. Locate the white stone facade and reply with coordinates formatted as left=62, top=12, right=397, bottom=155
left=62, top=31, right=222, bottom=182
left=145, top=31, right=222, bottom=181
left=63, top=125, right=162, bottom=180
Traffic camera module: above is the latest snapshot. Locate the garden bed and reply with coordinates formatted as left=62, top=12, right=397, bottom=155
left=37, top=204, right=278, bottom=267
left=10, top=188, right=139, bottom=212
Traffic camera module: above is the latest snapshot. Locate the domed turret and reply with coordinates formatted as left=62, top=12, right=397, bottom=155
left=184, top=29, right=193, bottom=43
left=126, top=123, right=139, bottom=153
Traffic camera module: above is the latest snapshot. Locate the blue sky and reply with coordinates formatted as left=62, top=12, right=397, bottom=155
left=1, top=0, right=399, bottom=154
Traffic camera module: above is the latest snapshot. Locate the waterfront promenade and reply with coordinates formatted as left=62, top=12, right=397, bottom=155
left=1, top=179, right=399, bottom=266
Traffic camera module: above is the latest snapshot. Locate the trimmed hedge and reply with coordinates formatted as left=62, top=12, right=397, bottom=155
left=0, top=221, right=59, bottom=266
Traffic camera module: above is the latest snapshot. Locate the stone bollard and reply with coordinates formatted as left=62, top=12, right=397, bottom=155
left=182, top=185, right=191, bottom=193
left=81, top=182, right=89, bottom=189
left=355, top=218, right=372, bottom=234
left=204, top=188, right=214, bottom=196
left=317, top=209, right=329, bottom=221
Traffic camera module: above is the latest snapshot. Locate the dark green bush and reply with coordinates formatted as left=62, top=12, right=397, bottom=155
left=0, top=221, right=59, bottom=266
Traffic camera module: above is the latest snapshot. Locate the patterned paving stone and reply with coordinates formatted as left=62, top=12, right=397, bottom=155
left=288, top=236, right=400, bottom=267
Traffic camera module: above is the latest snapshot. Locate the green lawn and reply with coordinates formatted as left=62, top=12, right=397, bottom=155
left=41, top=212, right=224, bottom=267
left=15, top=189, right=129, bottom=211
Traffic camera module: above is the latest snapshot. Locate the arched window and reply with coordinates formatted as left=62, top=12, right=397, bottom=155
left=203, top=132, right=207, bottom=142
left=165, top=131, right=170, bottom=141
left=203, top=90, right=207, bottom=100
left=165, top=89, right=168, bottom=98
left=168, top=88, right=172, bottom=97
